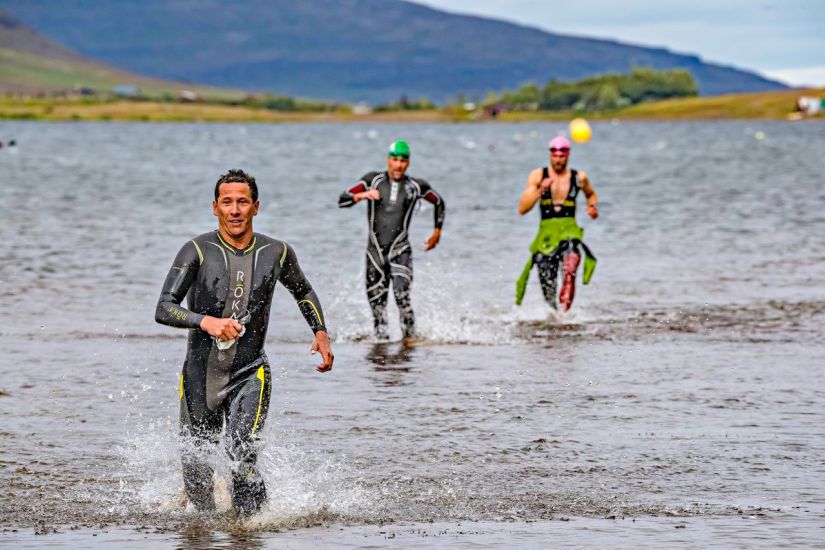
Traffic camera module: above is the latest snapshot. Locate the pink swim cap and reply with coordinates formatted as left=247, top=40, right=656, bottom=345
left=549, top=135, right=571, bottom=150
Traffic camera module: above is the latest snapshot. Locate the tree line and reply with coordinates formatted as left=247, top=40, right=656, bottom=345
left=489, top=67, right=698, bottom=111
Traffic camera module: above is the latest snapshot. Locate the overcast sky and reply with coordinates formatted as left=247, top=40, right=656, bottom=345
left=417, top=0, right=825, bottom=87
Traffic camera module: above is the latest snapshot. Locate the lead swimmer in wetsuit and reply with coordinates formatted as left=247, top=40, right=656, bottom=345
left=338, top=140, right=445, bottom=339
left=516, top=136, right=599, bottom=311
left=155, top=169, right=333, bottom=516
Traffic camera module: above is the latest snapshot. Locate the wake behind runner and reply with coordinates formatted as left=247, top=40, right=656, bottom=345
left=338, top=140, right=445, bottom=340
left=516, top=136, right=599, bottom=311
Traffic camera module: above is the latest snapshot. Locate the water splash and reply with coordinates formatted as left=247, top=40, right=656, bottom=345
left=116, top=420, right=372, bottom=528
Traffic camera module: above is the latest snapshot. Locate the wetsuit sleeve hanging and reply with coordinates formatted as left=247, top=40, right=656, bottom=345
left=155, top=240, right=205, bottom=329
left=278, top=243, right=327, bottom=333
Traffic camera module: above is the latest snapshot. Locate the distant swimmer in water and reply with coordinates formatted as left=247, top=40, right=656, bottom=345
left=155, top=169, right=333, bottom=516
left=338, top=140, right=445, bottom=340
left=516, top=136, right=599, bottom=311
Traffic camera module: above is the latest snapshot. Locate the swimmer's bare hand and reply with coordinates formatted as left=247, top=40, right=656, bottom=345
left=539, top=177, right=552, bottom=192
left=587, top=204, right=599, bottom=219
left=355, top=189, right=380, bottom=202
left=311, top=331, right=334, bottom=373
left=424, top=228, right=441, bottom=251
left=200, top=316, right=243, bottom=340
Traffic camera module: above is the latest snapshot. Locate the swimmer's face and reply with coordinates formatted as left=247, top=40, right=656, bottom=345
left=549, top=147, right=569, bottom=172
left=387, top=155, right=409, bottom=180
left=213, top=182, right=259, bottom=241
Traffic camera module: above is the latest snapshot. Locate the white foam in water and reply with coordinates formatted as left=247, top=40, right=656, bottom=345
left=116, top=419, right=371, bottom=526
left=247, top=441, right=371, bottom=528
left=117, top=419, right=187, bottom=513
left=326, top=260, right=598, bottom=345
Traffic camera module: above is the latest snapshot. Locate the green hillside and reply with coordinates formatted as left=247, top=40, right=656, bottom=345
left=0, top=9, right=243, bottom=99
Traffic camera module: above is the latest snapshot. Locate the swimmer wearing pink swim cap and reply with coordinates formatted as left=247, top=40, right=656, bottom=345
left=548, top=135, right=571, bottom=152
left=515, top=134, right=599, bottom=311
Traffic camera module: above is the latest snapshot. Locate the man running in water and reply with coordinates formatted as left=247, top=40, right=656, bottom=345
left=338, top=141, right=445, bottom=339
left=516, top=136, right=599, bottom=311
left=155, top=169, right=333, bottom=516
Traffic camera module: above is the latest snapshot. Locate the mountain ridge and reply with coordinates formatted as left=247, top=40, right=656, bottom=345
left=0, top=0, right=786, bottom=102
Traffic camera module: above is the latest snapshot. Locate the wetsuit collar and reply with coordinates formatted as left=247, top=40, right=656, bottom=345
left=385, top=171, right=406, bottom=184
left=216, top=230, right=257, bottom=255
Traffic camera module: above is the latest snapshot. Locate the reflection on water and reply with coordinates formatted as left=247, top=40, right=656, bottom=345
left=175, top=519, right=267, bottom=550
left=366, top=341, right=416, bottom=367
left=1, top=120, right=824, bottom=546
left=366, top=342, right=416, bottom=387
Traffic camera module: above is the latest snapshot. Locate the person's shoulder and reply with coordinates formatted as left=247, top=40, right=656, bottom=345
left=407, top=175, right=430, bottom=191
left=253, top=233, right=288, bottom=255
left=253, top=232, right=277, bottom=246
left=359, top=171, right=383, bottom=183
left=172, top=232, right=214, bottom=263
left=528, top=167, right=544, bottom=181
left=574, top=168, right=588, bottom=180
left=252, top=234, right=292, bottom=265
left=189, top=231, right=217, bottom=246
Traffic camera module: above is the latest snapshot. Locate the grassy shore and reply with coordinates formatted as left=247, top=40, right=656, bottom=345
left=0, top=97, right=449, bottom=122
left=494, top=87, right=824, bottom=122
left=1, top=87, right=822, bottom=123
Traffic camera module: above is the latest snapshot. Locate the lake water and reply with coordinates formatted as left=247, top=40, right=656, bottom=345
left=1, top=120, right=824, bottom=547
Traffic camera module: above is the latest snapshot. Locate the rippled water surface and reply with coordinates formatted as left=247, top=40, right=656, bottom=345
left=1, top=120, right=824, bottom=547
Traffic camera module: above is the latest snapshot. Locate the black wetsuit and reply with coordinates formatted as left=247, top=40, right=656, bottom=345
left=156, top=230, right=326, bottom=514
left=536, top=168, right=582, bottom=306
left=339, top=172, right=444, bottom=338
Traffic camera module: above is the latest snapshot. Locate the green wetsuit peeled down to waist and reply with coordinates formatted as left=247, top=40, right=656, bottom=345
left=515, top=217, right=597, bottom=305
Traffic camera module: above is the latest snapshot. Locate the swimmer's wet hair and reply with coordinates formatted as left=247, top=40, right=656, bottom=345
left=215, top=169, right=258, bottom=202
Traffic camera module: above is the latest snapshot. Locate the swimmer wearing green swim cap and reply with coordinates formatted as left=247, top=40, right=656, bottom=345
left=339, top=140, right=445, bottom=339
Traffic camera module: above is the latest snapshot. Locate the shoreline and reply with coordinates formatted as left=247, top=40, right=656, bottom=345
left=1, top=88, right=822, bottom=123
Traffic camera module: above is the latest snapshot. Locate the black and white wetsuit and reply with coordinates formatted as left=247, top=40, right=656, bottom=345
left=339, top=171, right=444, bottom=337
left=156, top=230, right=326, bottom=514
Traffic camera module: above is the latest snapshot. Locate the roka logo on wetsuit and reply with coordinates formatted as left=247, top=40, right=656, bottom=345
left=231, top=270, right=245, bottom=314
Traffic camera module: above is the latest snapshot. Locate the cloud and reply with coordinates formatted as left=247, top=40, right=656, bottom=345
left=762, top=66, right=825, bottom=88
left=416, top=0, right=825, bottom=77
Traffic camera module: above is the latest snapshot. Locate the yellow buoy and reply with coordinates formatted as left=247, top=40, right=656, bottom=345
left=569, top=118, right=592, bottom=143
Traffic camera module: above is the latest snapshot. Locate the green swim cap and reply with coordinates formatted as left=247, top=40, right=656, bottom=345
left=388, top=140, right=410, bottom=159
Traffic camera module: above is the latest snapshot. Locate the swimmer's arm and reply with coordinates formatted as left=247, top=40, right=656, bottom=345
left=518, top=168, right=543, bottom=215
left=418, top=179, right=444, bottom=251
left=339, top=173, right=379, bottom=207
left=279, top=244, right=333, bottom=371
left=338, top=182, right=366, bottom=207
left=418, top=179, right=445, bottom=230
left=278, top=244, right=328, bottom=334
left=579, top=170, right=599, bottom=219
left=155, top=241, right=205, bottom=329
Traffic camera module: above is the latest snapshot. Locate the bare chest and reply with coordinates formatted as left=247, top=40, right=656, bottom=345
left=541, top=174, right=572, bottom=205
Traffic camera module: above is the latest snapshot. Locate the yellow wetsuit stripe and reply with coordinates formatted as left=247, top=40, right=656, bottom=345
left=215, top=232, right=236, bottom=253
left=191, top=240, right=204, bottom=265
left=250, top=366, right=266, bottom=437
left=298, top=299, right=324, bottom=327
left=244, top=236, right=257, bottom=254
left=279, top=243, right=288, bottom=267
left=179, top=373, right=184, bottom=400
